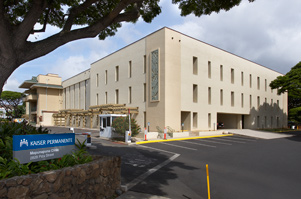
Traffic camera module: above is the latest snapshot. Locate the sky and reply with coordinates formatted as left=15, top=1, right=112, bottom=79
left=4, top=0, right=301, bottom=92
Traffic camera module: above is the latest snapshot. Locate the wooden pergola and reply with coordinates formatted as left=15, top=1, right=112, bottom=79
left=53, top=104, right=139, bottom=129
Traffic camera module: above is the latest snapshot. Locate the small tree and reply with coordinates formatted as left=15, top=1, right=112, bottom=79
left=0, top=91, right=25, bottom=119
left=112, top=116, right=140, bottom=138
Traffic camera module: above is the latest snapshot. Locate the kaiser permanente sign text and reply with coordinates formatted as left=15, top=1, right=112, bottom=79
left=13, top=133, right=75, bottom=164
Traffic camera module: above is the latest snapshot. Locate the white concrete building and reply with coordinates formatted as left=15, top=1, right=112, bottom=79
left=59, top=27, right=287, bottom=131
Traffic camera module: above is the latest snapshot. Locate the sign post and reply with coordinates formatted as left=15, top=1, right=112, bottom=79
left=13, top=133, right=75, bottom=164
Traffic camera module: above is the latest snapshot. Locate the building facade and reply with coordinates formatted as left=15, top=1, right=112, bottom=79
left=87, top=27, right=287, bottom=131
left=20, top=74, right=63, bottom=125
left=20, top=27, right=287, bottom=131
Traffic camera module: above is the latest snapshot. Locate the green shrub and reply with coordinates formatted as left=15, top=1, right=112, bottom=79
left=289, top=107, right=301, bottom=123
left=0, top=139, right=92, bottom=180
left=112, top=116, right=140, bottom=138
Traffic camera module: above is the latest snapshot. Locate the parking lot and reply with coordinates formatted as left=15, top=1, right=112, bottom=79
left=46, top=127, right=301, bottom=199
left=124, top=135, right=301, bottom=199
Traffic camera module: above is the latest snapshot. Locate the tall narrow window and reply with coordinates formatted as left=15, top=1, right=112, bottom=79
left=257, top=116, right=260, bottom=128
left=220, top=65, right=223, bottom=81
left=249, top=74, right=252, bottom=88
left=271, top=116, right=273, bottom=127
left=193, top=57, right=198, bottom=75
left=105, top=92, right=107, bottom=104
left=143, top=83, right=146, bottom=102
left=128, top=61, right=132, bottom=78
left=143, top=55, right=146, bottom=74
left=96, top=74, right=99, bottom=87
left=115, top=66, right=119, bottom=81
left=231, top=92, right=234, bottom=107
left=264, top=116, right=267, bottom=128
left=96, top=94, right=99, bottom=105
left=257, top=77, right=260, bottom=90
left=265, top=79, right=267, bottom=91
left=105, top=70, right=107, bottom=84
left=257, top=96, right=260, bottom=109
left=208, top=61, right=211, bottom=78
left=231, top=68, right=234, bottom=84
left=250, top=95, right=252, bottom=108
left=208, top=87, right=211, bottom=105
left=128, top=87, right=132, bottom=104
left=271, top=99, right=273, bottom=106
left=193, top=84, right=198, bottom=103
left=277, top=117, right=279, bottom=128
left=208, top=113, right=211, bottom=128
left=115, top=89, right=119, bottom=104
left=241, top=72, right=244, bottom=86
left=265, top=98, right=267, bottom=110
left=277, top=100, right=279, bottom=108
left=220, top=89, right=223, bottom=106
left=193, top=112, right=198, bottom=128
left=241, top=93, right=244, bottom=108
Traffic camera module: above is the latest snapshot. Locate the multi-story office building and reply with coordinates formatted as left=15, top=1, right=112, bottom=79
left=22, top=27, right=287, bottom=131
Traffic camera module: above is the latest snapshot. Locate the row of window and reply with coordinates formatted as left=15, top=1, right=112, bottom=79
left=95, top=84, right=147, bottom=105
left=96, top=56, right=147, bottom=87
left=193, top=85, right=280, bottom=109
left=193, top=57, right=274, bottom=93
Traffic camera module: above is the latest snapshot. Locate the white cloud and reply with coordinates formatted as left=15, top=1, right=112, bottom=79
left=3, top=78, right=23, bottom=92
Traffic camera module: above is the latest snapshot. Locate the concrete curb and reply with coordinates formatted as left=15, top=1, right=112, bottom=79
left=136, top=134, right=234, bottom=144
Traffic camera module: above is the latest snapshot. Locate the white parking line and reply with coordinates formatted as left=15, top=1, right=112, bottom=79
left=224, top=136, right=257, bottom=142
left=179, top=140, right=216, bottom=148
left=160, top=142, right=197, bottom=151
left=195, top=139, right=232, bottom=145
left=212, top=137, right=246, bottom=143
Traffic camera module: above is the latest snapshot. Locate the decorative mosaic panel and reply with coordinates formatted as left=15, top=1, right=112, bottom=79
left=151, top=49, right=159, bottom=101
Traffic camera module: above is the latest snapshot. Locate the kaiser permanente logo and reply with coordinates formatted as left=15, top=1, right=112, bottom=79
left=13, top=133, right=75, bottom=151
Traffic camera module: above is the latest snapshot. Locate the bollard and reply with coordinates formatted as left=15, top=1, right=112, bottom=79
left=164, top=127, right=167, bottom=140
left=144, top=128, right=148, bottom=141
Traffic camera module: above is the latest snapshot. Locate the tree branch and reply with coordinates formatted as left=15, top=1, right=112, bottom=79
left=63, top=0, right=98, bottom=32
left=31, top=8, right=50, bottom=33
left=16, top=0, right=48, bottom=45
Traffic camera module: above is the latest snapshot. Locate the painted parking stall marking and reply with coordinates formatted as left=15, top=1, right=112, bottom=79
left=222, top=136, right=257, bottom=142
left=179, top=140, right=216, bottom=148
left=195, top=139, right=233, bottom=145
left=211, top=137, right=246, bottom=144
left=160, top=142, right=197, bottom=151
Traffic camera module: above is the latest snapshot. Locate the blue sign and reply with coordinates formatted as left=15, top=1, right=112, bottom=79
left=13, top=133, right=75, bottom=164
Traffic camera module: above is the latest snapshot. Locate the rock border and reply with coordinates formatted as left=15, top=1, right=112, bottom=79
left=0, top=156, right=121, bottom=199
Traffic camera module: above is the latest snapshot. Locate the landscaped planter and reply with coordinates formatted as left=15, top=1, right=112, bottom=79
left=0, top=156, right=121, bottom=199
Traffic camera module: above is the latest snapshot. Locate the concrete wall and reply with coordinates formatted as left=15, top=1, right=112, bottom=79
left=63, top=70, right=90, bottom=110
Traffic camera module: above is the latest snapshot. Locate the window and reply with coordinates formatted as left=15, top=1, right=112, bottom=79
left=250, top=95, right=252, bottom=108
left=231, top=91, right=234, bottom=107
left=241, top=93, right=244, bottom=108
left=231, top=68, right=234, bottom=84
left=241, top=72, right=244, bottom=86
left=193, top=112, right=198, bottom=128
left=277, top=100, right=279, bottom=108
left=193, top=57, right=198, bottom=75
left=220, top=65, right=223, bottom=81
left=115, top=66, right=119, bottom=81
left=115, top=89, right=119, bottom=104
left=257, top=116, right=260, bottom=128
left=271, top=99, right=273, bottom=106
left=128, top=61, right=132, bottom=78
left=257, top=96, right=260, bottom=109
left=265, top=79, right=267, bottom=91
left=143, top=83, right=146, bottom=102
left=96, top=74, right=99, bottom=87
left=257, top=77, right=260, bottom=90
left=265, top=98, right=267, bottom=110
left=249, top=74, right=252, bottom=88
left=128, top=87, right=132, bottom=104
left=105, top=70, right=107, bottom=84
left=143, top=55, right=147, bottom=74
left=271, top=116, right=273, bottom=127
left=220, top=89, right=223, bottom=106
left=208, top=87, right=211, bottom=105
left=208, top=61, right=211, bottom=78
left=264, top=116, right=267, bottom=128
left=208, top=113, right=211, bottom=128
left=193, top=84, right=198, bottom=103
left=105, top=92, right=107, bottom=104
left=96, top=94, right=98, bottom=105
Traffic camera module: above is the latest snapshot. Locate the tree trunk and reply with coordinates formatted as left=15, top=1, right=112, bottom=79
left=0, top=59, right=18, bottom=96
